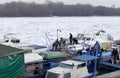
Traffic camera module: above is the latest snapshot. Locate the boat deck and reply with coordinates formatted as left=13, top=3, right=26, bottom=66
left=99, top=62, right=120, bottom=70
left=96, top=70, right=120, bottom=78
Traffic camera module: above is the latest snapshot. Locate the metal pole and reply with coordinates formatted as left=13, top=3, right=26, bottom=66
left=57, top=29, right=61, bottom=40
left=93, top=41, right=99, bottom=77
left=45, top=33, right=51, bottom=44
left=57, top=29, right=58, bottom=39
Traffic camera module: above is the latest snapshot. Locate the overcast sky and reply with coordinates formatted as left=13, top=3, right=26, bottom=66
left=1, top=0, right=120, bottom=7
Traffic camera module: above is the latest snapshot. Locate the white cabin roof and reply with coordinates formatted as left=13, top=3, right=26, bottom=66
left=24, top=52, right=43, bottom=64
left=61, top=60, right=85, bottom=66
left=48, top=67, right=71, bottom=74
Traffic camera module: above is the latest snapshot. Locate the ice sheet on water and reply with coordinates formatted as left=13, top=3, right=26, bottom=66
left=0, top=17, right=120, bottom=46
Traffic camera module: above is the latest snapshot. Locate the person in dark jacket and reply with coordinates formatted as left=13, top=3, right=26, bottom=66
left=52, top=39, right=60, bottom=51
left=73, top=37, right=78, bottom=44
left=111, top=48, right=119, bottom=64
left=69, top=33, right=73, bottom=44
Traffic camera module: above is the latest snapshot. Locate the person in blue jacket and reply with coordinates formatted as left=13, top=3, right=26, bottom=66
left=52, top=39, right=60, bottom=51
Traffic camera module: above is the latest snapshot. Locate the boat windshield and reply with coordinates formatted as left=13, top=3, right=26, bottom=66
left=46, top=72, right=60, bottom=78
left=83, top=37, right=92, bottom=41
left=60, top=63, right=74, bottom=69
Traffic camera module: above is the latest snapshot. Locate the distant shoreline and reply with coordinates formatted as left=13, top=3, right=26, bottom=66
left=0, top=1, right=120, bottom=17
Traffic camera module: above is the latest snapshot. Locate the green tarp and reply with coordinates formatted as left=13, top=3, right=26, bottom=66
left=0, top=53, right=25, bottom=78
left=0, top=44, right=24, bottom=57
left=39, top=52, right=67, bottom=59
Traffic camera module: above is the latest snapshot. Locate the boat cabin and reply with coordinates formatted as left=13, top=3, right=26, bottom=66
left=45, top=60, right=89, bottom=78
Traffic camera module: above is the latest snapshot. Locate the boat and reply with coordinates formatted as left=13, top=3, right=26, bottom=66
left=0, top=33, right=48, bottom=53
left=23, top=52, right=68, bottom=78
left=45, top=50, right=99, bottom=78
left=0, top=33, right=29, bottom=47
left=77, top=29, right=113, bottom=46
left=23, top=41, right=119, bottom=78
left=45, top=60, right=90, bottom=78
left=66, top=29, right=114, bottom=53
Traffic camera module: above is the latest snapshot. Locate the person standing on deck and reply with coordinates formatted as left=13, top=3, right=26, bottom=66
left=59, top=37, right=66, bottom=52
left=69, top=33, right=73, bottom=44
left=52, top=39, right=60, bottom=51
left=73, top=37, right=78, bottom=44
left=111, top=48, right=119, bottom=64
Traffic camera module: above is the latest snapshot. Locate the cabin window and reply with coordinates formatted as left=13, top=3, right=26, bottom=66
left=86, top=38, right=91, bottom=41
left=60, top=63, right=73, bottom=69
left=11, top=39, right=20, bottom=43
left=46, top=72, right=59, bottom=78
left=5, top=40, right=9, bottom=42
left=77, top=34, right=84, bottom=39
left=63, top=73, right=70, bottom=78
left=77, top=63, right=86, bottom=69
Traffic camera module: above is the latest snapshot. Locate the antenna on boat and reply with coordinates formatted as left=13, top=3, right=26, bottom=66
left=45, top=33, right=52, bottom=49
left=57, top=29, right=61, bottom=40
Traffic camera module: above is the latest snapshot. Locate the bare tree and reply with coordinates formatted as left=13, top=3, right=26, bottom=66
left=0, top=1, right=120, bottom=17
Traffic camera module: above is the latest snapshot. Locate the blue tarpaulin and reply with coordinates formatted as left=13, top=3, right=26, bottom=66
left=101, top=52, right=112, bottom=57
left=73, top=55, right=98, bottom=61
left=97, top=51, right=112, bottom=57
left=28, top=45, right=47, bottom=49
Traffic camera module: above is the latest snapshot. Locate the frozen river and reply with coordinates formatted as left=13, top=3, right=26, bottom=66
left=0, top=16, right=120, bottom=46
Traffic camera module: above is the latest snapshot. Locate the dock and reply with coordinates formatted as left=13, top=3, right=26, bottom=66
left=96, top=70, right=120, bottom=78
